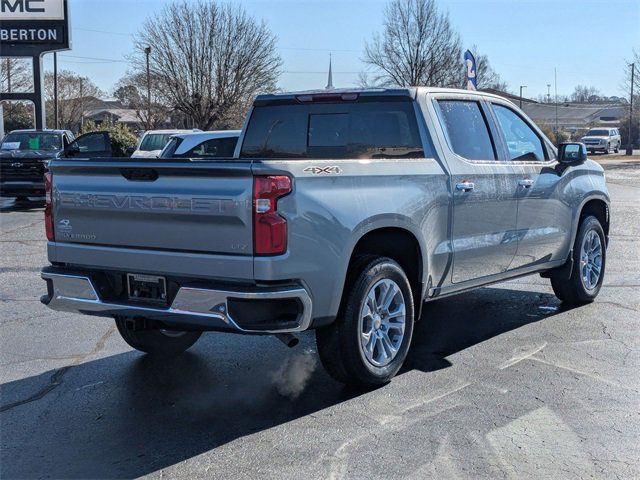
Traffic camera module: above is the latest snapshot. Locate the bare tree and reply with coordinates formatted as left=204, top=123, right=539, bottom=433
left=362, top=0, right=462, bottom=87
left=44, top=70, right=102, bottom=131
left=465, top=45, right=508, bottom=92
left=113, top=73, right=171, bottom=130
left=1, top=58, right=32, bottom=93
left=570, top=85, right=602, bottom=103
left=130, top=0, right=282, bottom=130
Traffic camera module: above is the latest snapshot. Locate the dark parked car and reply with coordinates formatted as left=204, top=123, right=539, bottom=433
left=1, top=129, right=132, bottom=202
left=0, top=129, right=74, bottom=201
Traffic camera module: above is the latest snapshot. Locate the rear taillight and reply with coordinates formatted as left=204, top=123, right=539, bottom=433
left=253, top=175, right=291, bottom=255
left=44, top=172, right=54, bottom=241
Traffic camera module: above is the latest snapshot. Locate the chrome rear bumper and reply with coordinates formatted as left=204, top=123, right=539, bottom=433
left=41, top=271, right=312, bottom=334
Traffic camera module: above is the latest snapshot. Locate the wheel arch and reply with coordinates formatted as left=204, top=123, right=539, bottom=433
left=338, top=224, right=427, bottom=321
left=575, top=197, right=610, bottom=246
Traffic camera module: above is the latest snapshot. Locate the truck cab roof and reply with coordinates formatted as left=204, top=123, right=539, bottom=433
left=253, top=87, right=517, bottom=107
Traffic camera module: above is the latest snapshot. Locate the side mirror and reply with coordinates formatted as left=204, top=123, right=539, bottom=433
left=558, top=142, right=587, bottom=165
left=126, top=146, right=135, bottom=155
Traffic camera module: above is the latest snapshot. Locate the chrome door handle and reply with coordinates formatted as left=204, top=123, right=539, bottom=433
left=518, top=178, right=534, bottom=188
left=455, top=181, right=475, bottom=192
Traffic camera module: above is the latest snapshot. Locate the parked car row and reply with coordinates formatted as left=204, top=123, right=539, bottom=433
left=0, top=128, right=240, bottom=201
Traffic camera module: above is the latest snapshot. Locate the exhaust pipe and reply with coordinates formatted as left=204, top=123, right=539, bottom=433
left=275, top=333, right=299, bottom=348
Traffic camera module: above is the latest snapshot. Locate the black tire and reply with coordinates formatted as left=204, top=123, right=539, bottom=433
left=115, top=316, right=202, bottom=356
left=551, top=215, right=606, bottom=305
left=316, top=256, right=415, bottom=387
left=604, top=143, right=610, bottom=154
left=614, top=144, right=619, bottom=153
left=15, top=196, right=28, bottom=203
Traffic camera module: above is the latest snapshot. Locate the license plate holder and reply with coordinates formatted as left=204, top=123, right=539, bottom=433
left=127, top=273, right=167, bottom=304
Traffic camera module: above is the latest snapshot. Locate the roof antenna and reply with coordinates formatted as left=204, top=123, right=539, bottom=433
left=325, top=53, right=334, bottom=90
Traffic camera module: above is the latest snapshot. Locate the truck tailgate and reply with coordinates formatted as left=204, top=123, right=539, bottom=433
left=49, top=160, right=253, bottom=256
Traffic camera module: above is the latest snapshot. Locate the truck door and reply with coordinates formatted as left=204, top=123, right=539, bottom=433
left=488, top=102, right=570, bottom=269
left=60, top=131, right=113, bottom=158
left=433, top=98, right=519, bottom=284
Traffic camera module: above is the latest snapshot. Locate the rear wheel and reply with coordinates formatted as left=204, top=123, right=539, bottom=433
left=115, top=316, right=202, bottom=356
left=551, top=215, right=606, bottom=304
left=316, top=257, right=415, bottom=387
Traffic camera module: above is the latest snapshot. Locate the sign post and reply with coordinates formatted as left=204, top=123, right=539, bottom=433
left=0, top=0, right=71, bottom=130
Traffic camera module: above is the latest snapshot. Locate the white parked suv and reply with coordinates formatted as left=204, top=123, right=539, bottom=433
left=130, top=129, right=201, bottom=158
left=580, top=128, right=621, bottom=154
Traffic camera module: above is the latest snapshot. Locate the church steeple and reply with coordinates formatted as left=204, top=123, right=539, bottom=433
left=325, top=53, right=334, bottom=90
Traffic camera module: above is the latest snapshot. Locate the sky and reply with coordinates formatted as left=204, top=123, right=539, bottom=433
left=38, top=0, right=640, bottom=100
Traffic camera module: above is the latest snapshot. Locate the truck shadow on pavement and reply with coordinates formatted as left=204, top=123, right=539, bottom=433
left=0, top=287, right=569, bottom=479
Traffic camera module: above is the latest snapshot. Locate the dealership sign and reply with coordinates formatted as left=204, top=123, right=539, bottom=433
left=0, top=0, right=70, bottom=55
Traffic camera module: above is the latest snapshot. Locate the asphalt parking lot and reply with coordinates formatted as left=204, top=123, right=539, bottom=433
left=1, top=158, right=639, bottom=479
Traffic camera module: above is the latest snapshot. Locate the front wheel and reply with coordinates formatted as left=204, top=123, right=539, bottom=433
left=316, top=257, right=415, bottom=387
left=551, top=215, right=606, bottom=304
left=115, top=316, right=202, bottom=356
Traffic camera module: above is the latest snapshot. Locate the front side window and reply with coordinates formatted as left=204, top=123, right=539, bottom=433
left=493, top=104, right=546, bottom=161
left=240, top=101, right=425, bottom=159
left=436, top=100, right=496, bottom=160
left=70, top=132, right=109, bottom=154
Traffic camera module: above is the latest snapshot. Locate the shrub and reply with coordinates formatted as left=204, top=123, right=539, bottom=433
left=537, top=122, right=569, bottom=146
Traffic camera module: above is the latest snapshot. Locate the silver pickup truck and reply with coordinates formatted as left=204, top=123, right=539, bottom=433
left=41, top=88, right=610, bottom=386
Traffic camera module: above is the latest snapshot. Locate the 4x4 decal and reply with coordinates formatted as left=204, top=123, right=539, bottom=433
left=303, top=166, right=342, bottom=175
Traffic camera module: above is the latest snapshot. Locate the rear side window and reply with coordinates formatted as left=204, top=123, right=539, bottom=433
left=493, top=104, right=546, bottom=161
left=436, top=100, right=496, bottom=160
left=240, top=101, right=425, bottom=159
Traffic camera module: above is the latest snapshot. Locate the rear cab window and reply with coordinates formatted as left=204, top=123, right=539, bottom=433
left=240, top=98, right=426, bottom=159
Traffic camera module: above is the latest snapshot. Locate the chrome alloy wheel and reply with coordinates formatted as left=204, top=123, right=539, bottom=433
left=580, top=230, right=603, bottom=291
left=359, top=279, right=406, bottom=367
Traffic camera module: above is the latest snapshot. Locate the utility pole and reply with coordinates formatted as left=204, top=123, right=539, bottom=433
left=145, top=46, right=152, bottom=131
left=6, top=59, right=12, bottom=126
left=79, top=77, right=84, bottom=130
left=627, top=62, right=635, bottom=156
left=6, top=59, right=10, bottom=94
left=519, top=85, right=527, bottom=108
left=53, top=52, right=59, bottom=129
left=554, top=68, right=559, bottom=137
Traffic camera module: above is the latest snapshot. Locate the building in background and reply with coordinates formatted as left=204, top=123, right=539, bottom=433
left=482, top=88, right=627, bottom=139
